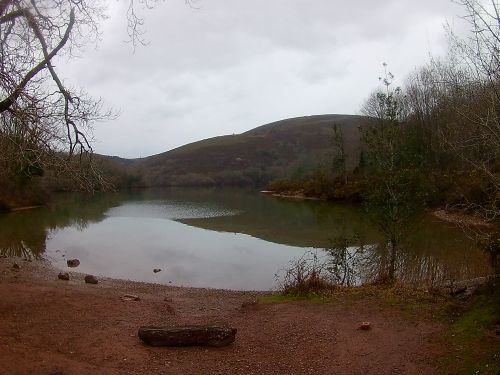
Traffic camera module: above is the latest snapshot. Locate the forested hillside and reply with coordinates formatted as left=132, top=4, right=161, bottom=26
left=131, top=114, right=368, bottom=187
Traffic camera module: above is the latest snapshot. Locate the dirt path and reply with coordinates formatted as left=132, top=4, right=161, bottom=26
left=0, top=258, right=447, bottom=374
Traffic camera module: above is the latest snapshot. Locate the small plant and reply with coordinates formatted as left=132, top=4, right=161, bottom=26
left=276, top=235, right=368, bottom=296
left=276, top=251, right=336, bottom=296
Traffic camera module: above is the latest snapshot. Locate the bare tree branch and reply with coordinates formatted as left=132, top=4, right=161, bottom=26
left=0, top=8, right=75, bottom=113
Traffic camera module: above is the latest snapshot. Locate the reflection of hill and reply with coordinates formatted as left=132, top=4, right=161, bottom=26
left=177, top=189, right=379, bottom=248
left=177, top=189, right=490, bottom=285
left=0, top=193, right=124, bottom=258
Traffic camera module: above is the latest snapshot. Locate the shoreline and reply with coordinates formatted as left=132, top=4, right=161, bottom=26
left=260, top=190, right=324, bottom=201
left=4, top=256, right=265, bottom=296
left=263, top=190, right=494, bottom=229
left=432, top=208, right=492, bottom=227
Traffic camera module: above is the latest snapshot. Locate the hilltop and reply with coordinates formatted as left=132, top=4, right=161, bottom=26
left=111, top=114, right=367, bottom=188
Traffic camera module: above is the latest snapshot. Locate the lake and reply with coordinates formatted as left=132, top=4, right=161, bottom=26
left=0, top=188, right=492, bottom=290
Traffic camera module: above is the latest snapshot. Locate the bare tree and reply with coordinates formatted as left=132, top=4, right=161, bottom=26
left=445, top=0, right=500, bottom=219
left=0, top=0, right=118, bottom=204
left=447, top=0, right=500, bottom=273
left=0, top=0, right=193, bottom=203
left=400, top=0, right=500, bottom=272
left=0, top=0, right=110, bottom=154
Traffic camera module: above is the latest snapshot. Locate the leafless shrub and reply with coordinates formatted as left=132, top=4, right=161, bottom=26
left=276, top=236, right=369, bottom=295
left=276, top=251, right=337, bottom=296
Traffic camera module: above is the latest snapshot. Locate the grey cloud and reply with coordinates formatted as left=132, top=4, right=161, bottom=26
left=58, top=0, right=464, bottom=158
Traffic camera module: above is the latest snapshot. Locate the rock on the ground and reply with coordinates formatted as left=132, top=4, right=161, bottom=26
left=153, top=269, right=161, bottom=273
left=241, top=300, right=259, bottom=310
left=84, top=275, right=98, bottom=284
left=58, top=272, right=70, bottom=281
left=121, top=294, right=140, bottom=301
left=138, top=326, right=237, bottom=347
left=67, top=259, right=80, bottom=268
left=12, top=263, right=20, bottom=270
left=359, top=322, right=371, bottom=330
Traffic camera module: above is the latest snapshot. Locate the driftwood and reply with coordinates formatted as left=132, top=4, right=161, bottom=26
left=138, top=325, right=237, bottom=347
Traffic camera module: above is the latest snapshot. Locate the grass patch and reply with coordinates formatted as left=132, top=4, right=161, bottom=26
left=439, top=283, right=500, bottom=375
left=260, top=283, right=449, bottom=316
left=371, top=284, right=453, bottom=321
left=258, top=293, right=333, bottom=305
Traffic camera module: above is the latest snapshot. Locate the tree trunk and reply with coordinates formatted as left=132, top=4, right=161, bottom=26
left=388, top=239, right=397, bottom=281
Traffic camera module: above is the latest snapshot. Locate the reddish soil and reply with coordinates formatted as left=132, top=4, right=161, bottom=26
left=0, top=258, right=447, bottom=374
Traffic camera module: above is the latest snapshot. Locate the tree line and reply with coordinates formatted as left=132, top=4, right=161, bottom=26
left=360, top=0, right=498, bottom=278
left=269, top=0, right=499, bottom=279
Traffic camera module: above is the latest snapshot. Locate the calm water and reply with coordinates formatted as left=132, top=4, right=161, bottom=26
left=0, top=188, right=491, bottom=290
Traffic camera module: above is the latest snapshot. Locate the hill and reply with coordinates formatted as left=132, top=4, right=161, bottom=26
left=130, top=114, right=368, bottom=187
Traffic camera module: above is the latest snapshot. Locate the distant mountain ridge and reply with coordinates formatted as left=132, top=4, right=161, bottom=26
left=102, top=114, right=368, bottom=188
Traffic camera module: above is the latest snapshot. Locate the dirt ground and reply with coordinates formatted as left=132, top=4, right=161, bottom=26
left=0, top=258, right=448, bottom=375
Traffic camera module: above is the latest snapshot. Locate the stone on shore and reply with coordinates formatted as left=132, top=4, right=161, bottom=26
left=359, top=322, right=371, bottom=330
left=84, top=275, right=98, bottom=284
left=67, top=259, right=80, bottom=268
left=58, top=272, right=70, bottom=281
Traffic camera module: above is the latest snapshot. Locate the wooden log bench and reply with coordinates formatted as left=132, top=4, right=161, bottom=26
left=138, top=325, right=237, bottom=347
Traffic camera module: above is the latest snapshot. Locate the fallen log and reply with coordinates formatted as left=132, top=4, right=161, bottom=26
left=138, top=325, right=237, bottom=347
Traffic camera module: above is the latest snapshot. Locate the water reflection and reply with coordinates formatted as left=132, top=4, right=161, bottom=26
left=365, top=240, right=490, bottom=287
left=0, top=188, right=492, bottom=290
left=315, top=224, right=491, bottom=288
left=180, top=193, right=379, bottom=248
left=0, top=211, right=47, bottom=258
left=47, top=217, right=307, bottom=290
left=0, top=193, right=123, bottom=258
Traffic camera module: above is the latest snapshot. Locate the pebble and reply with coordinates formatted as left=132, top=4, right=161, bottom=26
left=84, top=275, right=98, bottom=284
left=359, top=322, right=371, bottom=330
left=58, top=272, right=70, bottom=281
left=67, top=259, right=80, bottom=268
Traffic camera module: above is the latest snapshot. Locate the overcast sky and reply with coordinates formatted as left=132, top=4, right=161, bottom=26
left=59, top=0, right=466, bottom=158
